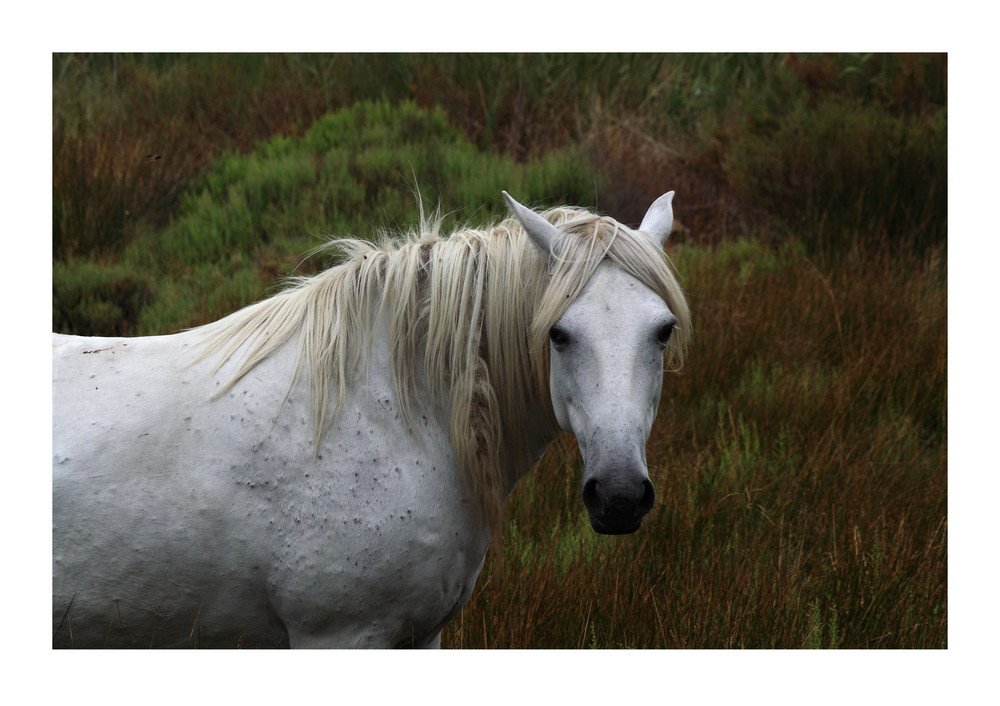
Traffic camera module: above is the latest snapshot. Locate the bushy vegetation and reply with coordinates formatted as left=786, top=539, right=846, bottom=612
left=55, top=98, right=595, bottom=334
left=52, top=53, right=946, bottom=648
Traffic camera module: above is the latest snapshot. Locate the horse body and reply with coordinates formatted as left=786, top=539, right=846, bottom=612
left=53, top=327, right=500, bottom=647
left=52, top=191, right=690, bottom=648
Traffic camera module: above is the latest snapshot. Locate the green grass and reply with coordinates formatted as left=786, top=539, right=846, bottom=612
left=52, top=53, right=946, bottom=648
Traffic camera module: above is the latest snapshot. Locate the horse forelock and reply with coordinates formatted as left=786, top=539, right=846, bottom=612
left=529, top=210, right=691, bottom=374
left=193, top=204, right=689, bottom=537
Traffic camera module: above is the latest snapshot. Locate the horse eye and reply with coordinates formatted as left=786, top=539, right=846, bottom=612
left=656, top=322, right=676, bottom=347
left=549, top=326, right=570, bottom=347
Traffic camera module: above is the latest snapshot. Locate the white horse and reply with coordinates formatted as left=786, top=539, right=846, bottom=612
left=52, top=191, right=690, bottom=648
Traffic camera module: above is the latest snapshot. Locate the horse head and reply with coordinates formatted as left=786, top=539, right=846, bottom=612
left=504, top=191, right=680, bottom=534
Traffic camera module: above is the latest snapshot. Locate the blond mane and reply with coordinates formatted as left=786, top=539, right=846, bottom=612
left=194, top=205, right=691, bottom=535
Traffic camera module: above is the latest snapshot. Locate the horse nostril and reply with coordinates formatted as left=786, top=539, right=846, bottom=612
left=582, top=476, right=654, bottom=519
left=637, top=478, right=655, bottom=517
left=582, top=478, right=601, bottom=513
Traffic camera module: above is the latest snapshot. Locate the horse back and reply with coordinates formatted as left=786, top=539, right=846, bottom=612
left=52, top=332, right=283, bottom=647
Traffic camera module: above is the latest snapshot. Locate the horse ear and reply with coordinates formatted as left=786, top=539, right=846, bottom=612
left=638, top=191, right=675, bottom=248
left=503, top=190, right=560, bottom=255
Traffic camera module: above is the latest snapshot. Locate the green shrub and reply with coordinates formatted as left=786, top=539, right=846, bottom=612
left=57, top=100, right=596, bottom=335
left=52, top=260, right=154, bottom=336
left=136, top=100, right=595, bottom=277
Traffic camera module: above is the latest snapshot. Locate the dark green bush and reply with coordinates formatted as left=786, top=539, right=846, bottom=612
left=139, top=100, right=597, bottom=276
left=52, top=260, right=154, bottom=336
left=57, top=100, right=597, bottom=335
left=727, top=97, right=946, bottom=252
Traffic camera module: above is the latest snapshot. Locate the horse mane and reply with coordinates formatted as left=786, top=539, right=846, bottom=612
left=193, top=204, right=691, bottom=536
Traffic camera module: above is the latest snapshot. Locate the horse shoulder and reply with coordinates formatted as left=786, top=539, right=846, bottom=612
left=261, top=342, right=491, bottom=647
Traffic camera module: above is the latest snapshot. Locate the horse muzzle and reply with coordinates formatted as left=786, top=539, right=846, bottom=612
left=581, top=472, right=656, bottom=535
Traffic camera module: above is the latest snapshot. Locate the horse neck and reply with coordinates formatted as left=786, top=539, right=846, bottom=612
left=510, top=414, right=560, bottom=492
left=493, top=402, right=567, bottom=511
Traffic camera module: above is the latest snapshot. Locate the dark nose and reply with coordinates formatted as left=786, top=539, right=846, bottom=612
left=581, top=474, right=655, bottom=535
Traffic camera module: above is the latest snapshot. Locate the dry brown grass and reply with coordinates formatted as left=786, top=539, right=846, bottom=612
left=443, top=237, right=946, bottom=648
